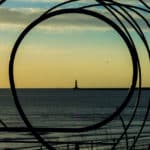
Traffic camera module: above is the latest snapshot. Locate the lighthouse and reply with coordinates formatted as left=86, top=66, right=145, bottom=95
left=74, top=80, right=78, bottom=89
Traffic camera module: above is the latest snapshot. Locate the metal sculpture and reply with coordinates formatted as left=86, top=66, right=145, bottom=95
left=0, top=0, right=149, bottom=149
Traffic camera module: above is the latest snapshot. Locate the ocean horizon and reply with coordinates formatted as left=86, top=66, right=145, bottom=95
left=0, top=88, right=149, bottom=149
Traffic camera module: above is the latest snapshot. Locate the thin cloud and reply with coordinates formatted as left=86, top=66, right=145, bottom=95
left=0, top=6, right=149, bottom=32
left=0, top=8, right=111, bottom=31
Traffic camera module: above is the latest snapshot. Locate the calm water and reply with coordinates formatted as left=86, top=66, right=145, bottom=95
left=0, top=89, right=149, bottom=149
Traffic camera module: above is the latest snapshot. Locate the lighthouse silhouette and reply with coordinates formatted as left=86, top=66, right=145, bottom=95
left=74, top=80, right=78, bottom=89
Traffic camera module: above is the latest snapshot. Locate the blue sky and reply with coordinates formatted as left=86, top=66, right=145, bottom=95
left=0, top=0, right=150, bottom=88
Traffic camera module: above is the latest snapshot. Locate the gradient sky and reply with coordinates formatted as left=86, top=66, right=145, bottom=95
left=0, top=0, right=150, bottom=88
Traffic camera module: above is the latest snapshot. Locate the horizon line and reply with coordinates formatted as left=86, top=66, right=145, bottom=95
left=0, top=87, right=150, bottom=90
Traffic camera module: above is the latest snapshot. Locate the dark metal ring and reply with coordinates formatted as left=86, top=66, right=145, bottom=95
left=9, top=8, right=138, bottom=135
left=0, top=0, right=6, bottom=5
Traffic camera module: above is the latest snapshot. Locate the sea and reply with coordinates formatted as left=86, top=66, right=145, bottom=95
left=0, top=88, right=149, bottom=150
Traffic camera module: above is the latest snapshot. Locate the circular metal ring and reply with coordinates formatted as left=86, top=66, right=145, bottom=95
left=9, top=8, right=138, bottom=133
left=0, top=0, right=6, bottom=5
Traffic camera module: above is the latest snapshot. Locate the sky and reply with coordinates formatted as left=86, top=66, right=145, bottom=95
left=0, top=0, right=150, bottom=88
